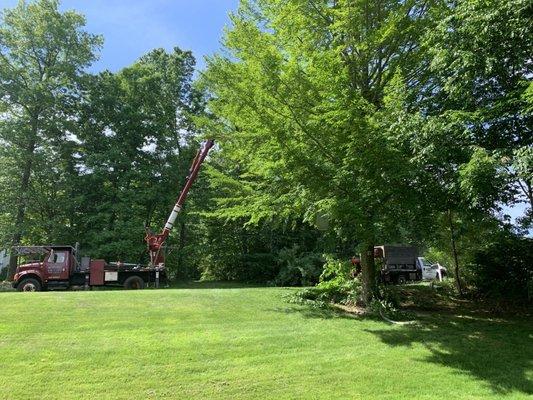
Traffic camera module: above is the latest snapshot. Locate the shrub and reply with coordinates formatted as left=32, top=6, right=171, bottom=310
left=288, top=255, right=361, bottom=305
left=199, top=253, right=278, bottom=283
left=273, top=246, right=323, bottom=286
left=465, top=233, right=532, bottom=301
left=0, top=281, right=15, bottom=292
left=319, top=255, right=353, bottom=282
left=290, top=278, right=361, bottom=304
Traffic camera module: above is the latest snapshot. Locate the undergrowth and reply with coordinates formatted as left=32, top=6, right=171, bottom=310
left=0, top=281, right=15, bottom=292
left=286, top=255, right=415, bottom=321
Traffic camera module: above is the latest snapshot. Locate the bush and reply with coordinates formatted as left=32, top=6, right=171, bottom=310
left=465, top=233, right=532, bottom=301
left=198, top=245, right=322, bottom=285
left=290, top=278, right=361, bottom=305
left=0, top=281, right=14, bottom=292
left=199, top=253, right=278, bottom=283
left=319, top=255, right=353, bottom=282
left=288, top=255, right=361, bottom=305
left=0, top=267, right=8, bottom=281
left=272, top=246, right=323, bottom=286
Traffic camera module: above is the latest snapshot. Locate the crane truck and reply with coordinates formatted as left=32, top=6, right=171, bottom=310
left=11, top=140, right=214, bottom=292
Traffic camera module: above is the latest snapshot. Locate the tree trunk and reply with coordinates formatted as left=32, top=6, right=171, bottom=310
left=8, top=125, right=38, bottom=280
left=359, top=239, right=376, bottom=305
left=447, top=209, right=463, bottom=296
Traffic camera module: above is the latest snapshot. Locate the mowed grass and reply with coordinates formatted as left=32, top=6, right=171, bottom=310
left=0, top=285, right=531, bottom=399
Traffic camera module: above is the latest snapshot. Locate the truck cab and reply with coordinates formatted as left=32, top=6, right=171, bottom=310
left=12, top=246, right=75, bottom=291
left=418, top=257, right=447, bottom=281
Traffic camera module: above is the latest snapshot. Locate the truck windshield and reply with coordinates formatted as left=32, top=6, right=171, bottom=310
left=420, top=257, right=434, bottom=268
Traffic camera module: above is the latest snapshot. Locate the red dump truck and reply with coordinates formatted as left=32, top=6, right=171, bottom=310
left=12, top=245, right=165, bottom=291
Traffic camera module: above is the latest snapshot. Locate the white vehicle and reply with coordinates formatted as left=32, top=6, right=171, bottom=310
left=418, top=257, right=447, bottom=281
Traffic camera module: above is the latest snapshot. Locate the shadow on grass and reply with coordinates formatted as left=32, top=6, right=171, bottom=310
left=279, top=296, right=532, bottom=396
left=270, top=303, right=371, bottom=321
left=366, top=313, right=533, bottom=396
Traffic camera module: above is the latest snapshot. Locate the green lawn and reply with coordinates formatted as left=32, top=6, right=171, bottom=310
left=0, top=285, right=531, bottom=399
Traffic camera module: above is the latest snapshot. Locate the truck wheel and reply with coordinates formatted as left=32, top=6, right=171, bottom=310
left=17, top=278, right=42, bottom=292
left=124, top=276, right=145, bottom=290
left=397, top=275, right=406, bottom=285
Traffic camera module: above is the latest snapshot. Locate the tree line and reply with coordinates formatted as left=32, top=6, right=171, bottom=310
left=0, top=0, right=531, bottom=303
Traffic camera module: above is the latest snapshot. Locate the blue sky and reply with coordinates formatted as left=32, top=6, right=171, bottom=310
left=0, top=0, right=239, bottom=71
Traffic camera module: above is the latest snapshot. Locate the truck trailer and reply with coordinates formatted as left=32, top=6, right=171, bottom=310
left=376, top=245, right=421, bottom=284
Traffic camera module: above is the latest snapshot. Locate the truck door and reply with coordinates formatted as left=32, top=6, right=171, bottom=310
left=45, top=250, right=69, bottom=281
left=419, top=257, right=434, bottom=280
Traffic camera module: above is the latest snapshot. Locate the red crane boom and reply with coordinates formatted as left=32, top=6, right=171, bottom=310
left=145, top=139, right=214, bottom=266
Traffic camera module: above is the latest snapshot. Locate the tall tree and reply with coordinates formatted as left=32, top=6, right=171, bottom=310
left=383, top=0, right=533, bottom=293
left=203, top=0, right=438, bottom=303
left=425, top=0, right=532, bottom=228
left=75, top=48, right=202, bottom=271
left=0, top=0, right=102, bottom=278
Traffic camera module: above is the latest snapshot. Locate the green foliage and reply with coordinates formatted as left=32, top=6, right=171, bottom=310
left=379, top=0, right=533, bottom=294
left=465, top=232, right=532, bottom=301
left=0, top=0, right=102, bottom=273
left=73, top=47, right=201, bottom=268
left=203, top=0, right=440, bottom=301
left=319, top=254, right=353, bottom=282
left=195, top=217, right=325, bottom=284
left=511, top=146, right=533, bottom=229
left=290, top=278, right=361, bottom=307
left=290, top=255, right=360, bottom=305
left=424, top=0, right=532, bottom=221
left=274, top=246, right=323, bottom=286
left=459, top=148, right=506, bottom=211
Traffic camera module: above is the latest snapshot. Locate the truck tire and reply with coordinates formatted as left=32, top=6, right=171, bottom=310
left=17, top=278, right=42, bottom=292
left=124, top=276, right=145, bottom=290
left=397, top=275, right=406, bottom=285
